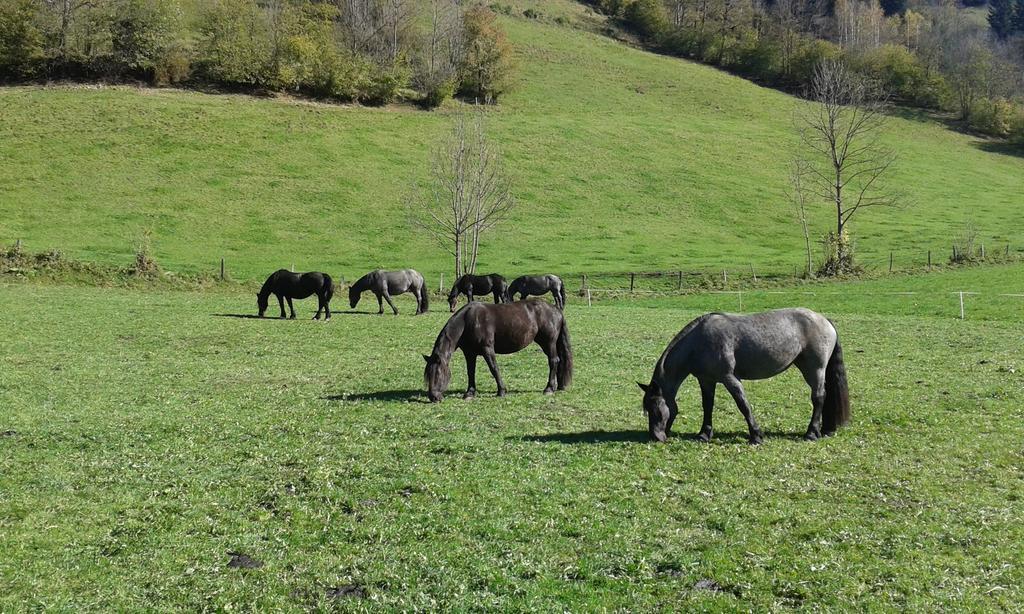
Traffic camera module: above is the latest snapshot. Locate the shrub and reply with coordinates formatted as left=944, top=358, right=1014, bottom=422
left=790, top=39, right=842, bottom=86
left=111, top=0, right=182, bottom=80
left=730, top=31, right=783, bottom=83
left=969, top=97, right=1024, bottom=138
left=197, top=0, right=273, bottom=87
left=818, top=230, right=860, bottom=276
left=856, top=44, right=942, bottom=108
left=623, top=0, right=669, bottom=42
left=0, top=0, right=43, bottom=79
left=153, top=43, right=191, bottom=85
left=459, top=7, right=514, bottom=102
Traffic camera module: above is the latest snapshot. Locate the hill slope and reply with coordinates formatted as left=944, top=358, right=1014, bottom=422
left=1, top=8, right=1022, bottom=282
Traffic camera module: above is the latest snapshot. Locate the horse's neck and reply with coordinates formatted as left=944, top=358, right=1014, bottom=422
left=433, top=315, right=464, bottom=361
left=353, top=275, right=370, bottom=292
left=258, top=278, right=274, bottom=298
left=655, top=335, right=693, bottom=395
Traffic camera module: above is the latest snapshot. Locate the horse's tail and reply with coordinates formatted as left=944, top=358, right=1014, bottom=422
left=558, top=279, right=567, bottom=310
left=419, top=278, right=430, bottom=313
left=822, top=328, right=850, bottom=434
left=556, top=314, right=573, bottom=390
left=323, top=273, right=335, bottom=302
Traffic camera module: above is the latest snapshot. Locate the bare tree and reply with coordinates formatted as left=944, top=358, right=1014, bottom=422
left=789, top=160, right=814, bottom=278
left=408, top=108, right=515, bottom=277
left=794, top=59, right=897, bottom=274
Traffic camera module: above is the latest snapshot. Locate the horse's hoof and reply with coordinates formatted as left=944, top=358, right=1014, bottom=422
left=804, top=431, right=820, bottom=441
left=463, top=391, right=476, bottom=400
left=496, top=390, right=507, bottom=398
left=543, top=388, right=554, bottom=395
left=697, top=430, right=713, bottom=443
left=749, top=434, right=764, bottom=445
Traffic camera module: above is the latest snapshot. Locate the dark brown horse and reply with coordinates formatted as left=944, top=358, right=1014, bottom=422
left=447, top=273, right=509, bottom=312
left=257, top=270, right=334, bottom=320
left=424, top=300, right=573, bottom=402
left=639, top=308, right=849, bottom=444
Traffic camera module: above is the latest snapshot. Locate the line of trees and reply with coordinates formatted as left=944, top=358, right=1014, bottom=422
left=593, top=0, right=1024, bottom=144
left=0, top=0, right=515, bottom=107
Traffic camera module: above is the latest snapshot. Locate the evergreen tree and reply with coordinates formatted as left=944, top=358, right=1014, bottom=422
left=989, top=0, right=1015, bottom=39
left=1013, top=0, right=1024, bottom=34
left=880, top=0, right=907, bottom=17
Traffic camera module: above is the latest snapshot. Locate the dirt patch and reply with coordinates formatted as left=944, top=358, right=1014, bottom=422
left=1, top=430, right=16, bottom=437
left=227, top=552, right=263, bottom=569
left=694, top=579, right=726, bottom=593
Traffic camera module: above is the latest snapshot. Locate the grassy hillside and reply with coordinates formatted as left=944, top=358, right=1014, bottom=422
left=2, top=269, right=1023, bottom=609
left=1, top=7, right=1022, bottom=282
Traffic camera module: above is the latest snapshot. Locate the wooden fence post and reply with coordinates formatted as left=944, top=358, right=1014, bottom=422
left=629, top=273, right=635, bottom=292
left=723, top=270, right=727, bottom=285
left=981, top=244, right=985, bottom=260
left=677, top=271, right=682, bottom=291
left=928, top=250, right=931, bottom=269
left=440, top=272, right=444, bottom=294
left=749, top=263, right=757, bottom=283
left=220, top=257, right=225, bottom=281
left=959, top=291, right=965, bottom=320
left=889, top=251, right=893, bottom=273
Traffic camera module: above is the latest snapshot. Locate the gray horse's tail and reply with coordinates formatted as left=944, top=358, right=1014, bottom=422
left=419, top=278, right=430, bottom=313
left=558, top=280, right=567, bottom=310
left=556, top=315, right=573, bottom=390
left=822, top=333, right=850, bottom=434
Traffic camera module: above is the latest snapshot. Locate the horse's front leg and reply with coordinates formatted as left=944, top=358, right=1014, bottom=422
left=464, top=352, right=477, bottom=399
left=277, top=294, right=286, bottom=319
left=382, top=291, right=398, bottom=315
left=722, top=375, right=763, bottom=444
left=696, top=377, right=716, bottom=442
left=481, top=348, right=506, bottom=397
left=376, top=293, right=384, bottom=315
left=313, top=296, right=323, bottom=320
left=287, top=297, right=296, bottom=319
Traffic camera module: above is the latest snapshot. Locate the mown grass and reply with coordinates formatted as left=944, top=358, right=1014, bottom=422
left=1, top=8, right=1022, bottom=282
left=2, top=273, right=1022, bottom=610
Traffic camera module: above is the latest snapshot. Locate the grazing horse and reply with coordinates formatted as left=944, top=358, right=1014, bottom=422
left=424, top=300, right=573, bottom=402
left=639, top=308, right=849, bottom=444
left=257, top=269, right=334, bottom=320
left=349, top=269, right=429, bottom=315
left=508, top=274, right=567, bottom=310
left=447, top=273, right=509, bottom=312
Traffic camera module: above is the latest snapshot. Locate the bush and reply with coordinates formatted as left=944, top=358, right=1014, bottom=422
left=459, top=7, right=514, bottom=102
left=818, top=230, right=860, bottom=276
left=111, top=0, right=182, bottom=80
left=623, top=0, right=669, bottom=42
left=197, top=0, right=273, bottom=87
left=969, top=97, right=1024, bottom=138
left=0, top=0, right=43, bottom=79
left=358, top=61, right=410, bottom=106
left=856, top=44, right=943, bottom=108
left=730, top=31, right=783, bottom=83
left=153, top=43, right=191, bottom=85
left=790, top=39, right=842, bottom=86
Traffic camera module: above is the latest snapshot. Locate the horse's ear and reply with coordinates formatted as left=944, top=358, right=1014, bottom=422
left=637, top=382, right=649, bottom=393
left=423, top=354, right=431, bottom=363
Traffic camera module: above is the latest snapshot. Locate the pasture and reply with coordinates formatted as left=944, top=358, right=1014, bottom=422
left=2, top=5, right=1024, bottom=280
left=2, top=266, right=1023, bottom=610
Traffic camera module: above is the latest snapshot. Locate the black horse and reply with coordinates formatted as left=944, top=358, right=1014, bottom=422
left=424, top=300, right=573, bottom=402
left=447, top=273, right=509, bottom=312
left=349, top=269, right=429, bottom=315
left=639, top=308, right=850, bottom=444
left=257, top=269, right=334, bottom=320
left=508, top=274, right=567, bottom=310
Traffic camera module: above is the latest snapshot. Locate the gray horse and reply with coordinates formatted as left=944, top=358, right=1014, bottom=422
left=639, top=308, right=849, bottom=444
left=349, top=269, right=429, bottom=315
left=508, top=274, right=566, bottom=310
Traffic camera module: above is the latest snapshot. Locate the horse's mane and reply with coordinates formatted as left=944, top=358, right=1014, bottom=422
left=432, top=305, right=469, bottom=359
left=351, top=272, right=372, bottom=292
left=654, top=313, right=718, bottom=376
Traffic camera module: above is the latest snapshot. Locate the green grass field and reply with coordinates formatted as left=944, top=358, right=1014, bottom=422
left=1, top=6, right=1022, bottom=283
left=2, top=265, right=1023, bottom=609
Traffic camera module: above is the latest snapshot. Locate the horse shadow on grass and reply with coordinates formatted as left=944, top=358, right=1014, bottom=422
left=517, top=429, right=806, bottom=445
left=323, top=389, right=429, bottom=403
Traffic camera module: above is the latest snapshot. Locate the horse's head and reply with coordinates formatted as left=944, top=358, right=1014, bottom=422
left=256, top=292, right=268, bottom=317
left=448, top=294, right=458, bottom=312
left=638, top=381, right=670, bottom=442
left=349, top=286, right=360, bottom=309
left=423, top=353, right=451, bottom=403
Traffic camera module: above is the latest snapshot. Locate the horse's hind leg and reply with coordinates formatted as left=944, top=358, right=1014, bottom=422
left=540, top=339, right=559, bottom=395
left=722, top=375, right=763, bottom=444
left=798, top=362, right=827, bottom=441
left=481, top=348, right=506, bottom=397
left=287, top=297, right=296, bottom=319
left=313, top=296, right=323, bottom=320
left=376, top=293, right=384, bottom=315
left=324, top=294, right=331, bottom=321
left=696, top=377, right=716, bottom=442
left=277, top=294, right=286, bottom=319
left=464, top=353, right=478, bottom=399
